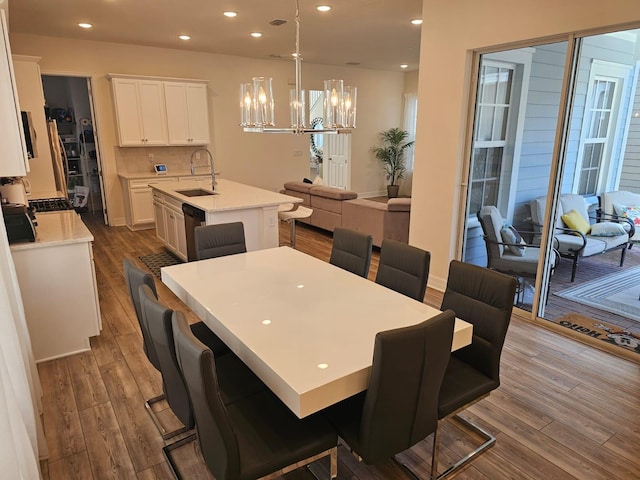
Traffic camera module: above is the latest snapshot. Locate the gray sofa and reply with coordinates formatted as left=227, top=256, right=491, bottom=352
left=283, top=181, right=410, bottom=247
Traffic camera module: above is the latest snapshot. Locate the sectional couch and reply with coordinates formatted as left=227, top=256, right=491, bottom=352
left=282, top=181, right=411, bottom=247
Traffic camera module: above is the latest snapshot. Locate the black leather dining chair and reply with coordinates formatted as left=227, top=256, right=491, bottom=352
left=194, top=221, right=247, bottom=260
left=326, top=310, right=455, bottom=465
left=375, top=239, right=431, bottom=301
left=172, top=312, right=339, bottom=480
left=329, top=227, right=373, bottom=278
left=432, top=260, right=517, bottom=479
left=123, top=258, right=229, bottom=439
left=140, top=287, right=268, bottom=479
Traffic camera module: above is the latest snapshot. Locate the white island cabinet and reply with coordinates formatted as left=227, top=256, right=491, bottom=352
left=151, top=178, right=301, bottom=259
left=11, top=211, right=102, bottom=363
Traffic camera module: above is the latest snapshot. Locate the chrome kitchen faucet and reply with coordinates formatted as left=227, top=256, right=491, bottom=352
left=190, top=148, right=216, bottom=190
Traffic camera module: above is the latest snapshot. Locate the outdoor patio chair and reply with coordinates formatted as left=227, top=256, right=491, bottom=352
left=599, top=190, right=639, bottom=246
left=530, top=194, right=631, bottom=282
left=477, top=206, right=557, bottom=302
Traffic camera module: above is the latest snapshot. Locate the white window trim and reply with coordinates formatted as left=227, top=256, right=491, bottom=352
left=572, top=59, right=633, bottom=194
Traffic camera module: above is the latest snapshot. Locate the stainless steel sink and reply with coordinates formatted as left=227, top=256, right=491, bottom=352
left=175, top=189, right=217, bottom=197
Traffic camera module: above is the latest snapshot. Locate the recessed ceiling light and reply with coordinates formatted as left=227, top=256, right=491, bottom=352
left=317, top=5, right=332, bottom=12
left=78, top=23, right=92, bottom=29
left=400, top=64, right=408, bottom=69
left=410, top=19, right=423, bottom=25
left=251, top=32, right=263, bottom=38
left=179, top=35, right=191, bottom=40
left=223, top=11, right=238, bottom=18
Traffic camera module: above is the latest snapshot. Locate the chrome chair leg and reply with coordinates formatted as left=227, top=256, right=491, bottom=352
left=145, top=393, right=190, bottom=441
left=433, top=414, right=496, bottom=479
left=162, top=432, right=197, bottom=480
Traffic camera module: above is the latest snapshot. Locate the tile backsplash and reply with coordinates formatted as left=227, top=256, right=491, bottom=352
left=115, top=146, right=210, bottom=175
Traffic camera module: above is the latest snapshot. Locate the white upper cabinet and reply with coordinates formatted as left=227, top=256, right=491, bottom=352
left=0, top=10, right=28, bottom=177
left=110, top=77, right=168, bottom=146
left=165, top=81, right=210, bottom=145
left=109, top=74, right=210, bottom=148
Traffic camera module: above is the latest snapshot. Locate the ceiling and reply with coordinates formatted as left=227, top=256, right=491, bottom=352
left=7, top=0, right=423, bottom=72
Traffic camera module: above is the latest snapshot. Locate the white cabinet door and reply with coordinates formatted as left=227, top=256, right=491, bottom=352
left=130, top=187, right=154, bottom=224
left=185, top=83, right=210, bottom=145
left=0, top=11, right=28, bottom=177
left=153, top=196, right=166, bottom=242
left=138, top=80, right=168, bottom=145
left=165, top=82, right=210, bottom=146
left=111, top=78, right=168, bottom=146
left=112, top=78, right=144, bottom=146
left=165, top=206, right=179, bottom=254
left=175, top=210, right=187, bottom=260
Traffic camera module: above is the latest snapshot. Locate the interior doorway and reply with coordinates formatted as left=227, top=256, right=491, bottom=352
left=41, top=74, right=107, bottom=224
left=308, top=89, right=351, bottom=189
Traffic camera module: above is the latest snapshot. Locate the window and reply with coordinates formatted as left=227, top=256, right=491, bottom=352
left=402, top=93, right=418, bottom=170
left=469, top=61, right=515, bottom=216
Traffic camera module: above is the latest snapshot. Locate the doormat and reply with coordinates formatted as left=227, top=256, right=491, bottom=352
left=554, top=266, right=640, bottom=322
left=545, top=313, right=640, bottom=358
left=139, top=251, right=183, bottom=279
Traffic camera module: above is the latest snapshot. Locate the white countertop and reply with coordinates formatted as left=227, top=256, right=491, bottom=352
left=162, top=247, right=473, bottom=418
left=151, top=178, right=301, bottom=212
left=10, top=211, right=93, bottom=251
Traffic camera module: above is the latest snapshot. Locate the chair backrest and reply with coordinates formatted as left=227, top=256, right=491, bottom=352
left=375, top=239, right=430, bottom=301
left=123, top=258, right=160, bottom=370
left=560, top=194, right=589, bottom=223
left=477, top=206, right=506, bottom=261
left=173, top=311, right=240, bottom=479
left=602, top=190, right=640, bottom=216
left=357, top=310, right=455, bottom=464
left=440, top=260, right=516, bottom=384
left=195, top=222, right=247, bottom=261
left=329, top=227, right=373, bottom=278
left=139, top=284, right=193, bottom=429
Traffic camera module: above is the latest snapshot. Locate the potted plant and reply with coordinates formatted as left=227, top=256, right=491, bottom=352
left=372, top=127, right=414, bottom=198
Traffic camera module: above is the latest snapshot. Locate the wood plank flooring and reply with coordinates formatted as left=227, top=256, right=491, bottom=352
left=39, top=214, right=640, bottom=479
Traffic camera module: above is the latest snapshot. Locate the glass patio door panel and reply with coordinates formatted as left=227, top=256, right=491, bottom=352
left=461, top=42, right=568, bottom=314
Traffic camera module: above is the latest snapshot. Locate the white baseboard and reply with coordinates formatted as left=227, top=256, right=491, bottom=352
left=110, top=216, right=126, bottom=227
left=428, top=275, right=447, bottom=293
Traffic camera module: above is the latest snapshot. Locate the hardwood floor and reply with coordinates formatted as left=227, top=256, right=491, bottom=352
left=39, top=214, right=640, bottom=479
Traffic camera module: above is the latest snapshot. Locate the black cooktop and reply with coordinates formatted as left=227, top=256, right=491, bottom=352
left=29, top=197, right=74, bottom=212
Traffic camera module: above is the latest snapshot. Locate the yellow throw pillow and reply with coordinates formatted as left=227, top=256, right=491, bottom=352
left=561, top=209, right=591, bottom=235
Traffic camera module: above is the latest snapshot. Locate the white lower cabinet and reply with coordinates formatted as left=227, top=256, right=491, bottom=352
left=153, top=192, right=166, bottom=242
left=159, top=194, right=187, bottom=261
left=131, top=186, right=154, bottom=224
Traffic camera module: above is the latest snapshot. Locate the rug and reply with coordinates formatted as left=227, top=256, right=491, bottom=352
left=554, top=266, right=640, bottom=322
left=545, top=313, right=640, bottom=357
left=139, top=251, right=183, bottom=279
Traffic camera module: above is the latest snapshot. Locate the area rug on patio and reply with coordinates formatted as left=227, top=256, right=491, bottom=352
left=554, top=266, right=640, bottom=322
left=545, top=313, right=640, bottom=357
left=139, top=251, right=183, bottom=279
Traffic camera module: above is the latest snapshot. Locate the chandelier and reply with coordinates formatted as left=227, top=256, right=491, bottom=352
left=240, top=0, right=356, bottom=134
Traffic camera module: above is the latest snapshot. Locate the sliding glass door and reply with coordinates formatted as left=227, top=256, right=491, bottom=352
left=461, top=27, right=640, bottom=328
left=462, top=41, right=568, bottom=314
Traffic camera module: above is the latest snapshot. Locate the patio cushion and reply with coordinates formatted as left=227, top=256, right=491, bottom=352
left=500, top=224, right=526, bottom=256
left=590, top=222, right=626, bottom=237
left=555, top=233, right=605, bottom=257
left=561, top=209, right=591, bottom=235
left=597, top=233, right=630, bottom=250
left=492, top=247, right=541, bottom=275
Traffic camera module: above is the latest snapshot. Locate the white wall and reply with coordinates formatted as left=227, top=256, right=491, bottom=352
left=413, top=0, right=640, bottom=290
left=10, top=33, right=406, bottom=225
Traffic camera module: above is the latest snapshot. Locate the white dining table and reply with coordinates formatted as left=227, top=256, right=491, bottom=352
left=161, top=247, right=473, bottom=418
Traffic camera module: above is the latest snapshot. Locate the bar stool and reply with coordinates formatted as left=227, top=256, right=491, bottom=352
left=278, top=203, right=313, bottom=248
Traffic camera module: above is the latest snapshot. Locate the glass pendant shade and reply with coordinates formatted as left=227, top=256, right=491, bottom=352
left=343, top=86, right=357, bottom=128
left=252, top=77, right=275, bottom=127
left=289, top=89, right=306, bottom=129
left=323, top=79, right=344, bottom=128
left=239, top=83, right=253, bottom=127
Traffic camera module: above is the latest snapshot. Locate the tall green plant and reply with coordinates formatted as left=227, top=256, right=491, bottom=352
left=372, top=128, right=414, bottom=186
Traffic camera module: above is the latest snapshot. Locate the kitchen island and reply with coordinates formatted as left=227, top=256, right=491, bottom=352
left=150, top=178, right=301, bottom=260
left=10, top=210, right=101, bottom=362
